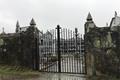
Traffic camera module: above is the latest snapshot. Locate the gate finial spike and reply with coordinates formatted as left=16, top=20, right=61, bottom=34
left=75, top=28, right=78, bottom=33
left=56, top=25, right=61, bottom=29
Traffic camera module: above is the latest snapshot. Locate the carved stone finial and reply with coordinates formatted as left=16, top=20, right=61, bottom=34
left=2, top=27, right=5, bottom=34
left=106, top=22, right=108, bottom=27
left=30, top=18, right=36, bottom=26
left=115, top=11, right=117, bottom=17
left=87, top=12, right=92, bottom=21
left=16, top=20, right=20, bottom=28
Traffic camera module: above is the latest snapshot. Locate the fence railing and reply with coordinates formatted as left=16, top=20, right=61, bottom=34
left=39, top=25, right=86, bottom=74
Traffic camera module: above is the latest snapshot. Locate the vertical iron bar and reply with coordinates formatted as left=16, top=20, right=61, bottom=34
left=60, top=29, right=62, bottom=72
left=46, top=33, right=48, bottom=72
left=41, top=33, right=43, bottom=71
left=65, top=29, right=67, bottom=73
left=79, top=34, right=81, bottom=73
left=45, top=31, right=47, bottom=72
left=66, top=28, right=68, bottom=72
left=75, top=28, right=78, bottom=74
left=61, top=28, right=63, bottom=72
left=56, top=25, right=61, bottom=73
left=84, top=34, right=87, bottom=74
left=73, top=31, right=76, bottom=73
left=63, top=29, right=65, bottom=72
left=71, top=30, right=73, bottom=73
left=55, top=29, right=57, bottom=72
left=68, top=29, right=71, bottom=73
left=78, top=34, right=79, bottom=73
left=81, top=35, right=84, bottom=74
left=52, top=29, right=54, bottom=72
left=43, top=31, right=45, bottom=71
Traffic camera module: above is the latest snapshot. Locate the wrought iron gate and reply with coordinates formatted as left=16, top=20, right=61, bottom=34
left=39, top=25, right=86, bottom=74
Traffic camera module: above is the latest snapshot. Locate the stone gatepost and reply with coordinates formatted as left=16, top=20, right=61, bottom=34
left=86, top=50, right=96, bottom=76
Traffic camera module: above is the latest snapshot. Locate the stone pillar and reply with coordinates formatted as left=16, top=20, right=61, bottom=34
left=86, top=50, right=96, bottom=76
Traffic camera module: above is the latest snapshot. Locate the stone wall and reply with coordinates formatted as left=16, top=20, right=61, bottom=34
left=85, top=13, right=120, bottom=76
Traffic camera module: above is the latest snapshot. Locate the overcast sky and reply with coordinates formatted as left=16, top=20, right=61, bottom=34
left=0, top=0, right=120, bottom=34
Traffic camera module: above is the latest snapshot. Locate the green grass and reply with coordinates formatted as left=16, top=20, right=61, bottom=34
left=0, top=65, right=39, bottom=76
